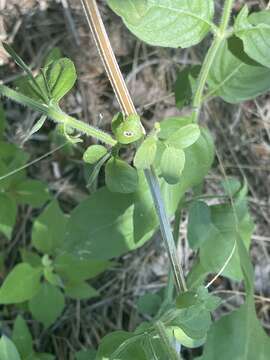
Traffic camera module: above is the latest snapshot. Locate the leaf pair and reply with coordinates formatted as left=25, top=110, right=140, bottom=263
left=158, top=120, right=201, bottom=184
left=64, top=116, right=215, bottom=261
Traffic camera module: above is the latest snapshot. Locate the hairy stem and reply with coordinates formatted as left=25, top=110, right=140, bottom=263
left=0, top=84, right=117, bottom=146
left=191, top=0, right=235, bottom=123
left=81, top=0, right=187, bottom=294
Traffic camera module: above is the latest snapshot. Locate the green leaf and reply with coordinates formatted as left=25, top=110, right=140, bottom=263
left=54, top=253, right=111, bottom=283
left=107, top=0, right=214, bottom=48
left=105, top=157, right=139, bottom=193
left=174, top=66, right=201, bottom=108
left=16, top=58, right=77, bottom=104
left=163, top=304, right=211, bottom=343
left=235, top=6, right=270, bottom=69
left=83, top=145, right=108, bottom=164
left=13, top=180, right=50, bottom=207
left=0, top=263, right=42, bottom=304
left=0, top=142, right=29, bottom=190
left=0, top=103, right=6, bottom=138
left=63, top=119, right=214, bottom=261
left=12, top=316, right=33, bottom=359
left=158, top=116, right=192, bottom=140
left=0, top=336, right=21, bottom=360
left=172, top=327, right=206, bottom=349
left=29, top=283, right=65, bottom=328
left=137, top=293, right=162, bottom=316
left=134, top=136, right=157, bottom=170
left=207, top=39, right=270, bottom=103
left=20, top=249, right=42, bottom=268
left=201, top=303, right=270, bottom=360
left=187, top=201, right=214, bottom=250
left=96, top=331, right=146, bottom=360
left=33, top=353, right=55, bottom=360
left=65, top=282, right=99, bottom=300
left=165, top=124, right=201, bottom=149
left=3, top=43, right=48, bottom=104
left=114, top=114, right=144, bottom=145
left=44, top=47, right=62, bottom=67
left=39, top=58, right=77, bottom=102
left=189, top=183, right=254, bottom=284
left=75, top=350, right=96, bottom=360
left=32, top=200, right=68, bottom=255
left=227, top=36, right=259, bottom=66
left=24, top=115, right=47, bottom=142
left=0, top=193, right=17, bottom=240
left=43, top=267, right=63, bottom=287
left=160, top=147, right=185, bottom=184
left=176, top=291, right=198, bottom=309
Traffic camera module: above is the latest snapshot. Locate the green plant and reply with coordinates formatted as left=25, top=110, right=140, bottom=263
left=0, top=0, right=270, bottom=359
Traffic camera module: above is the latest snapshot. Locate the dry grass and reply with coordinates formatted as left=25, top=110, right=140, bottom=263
left=0, top=0, right=270, bottom=358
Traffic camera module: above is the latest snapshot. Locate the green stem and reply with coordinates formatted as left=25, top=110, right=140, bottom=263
left=191, top=0, right=235, bottom=123
left=165, top=207, right=183, bottom=302
left=154, top=321, right=182, bottom=360
left=144, top=168, right=187, bottom=294
left=0, top=84, right=117, bottom=147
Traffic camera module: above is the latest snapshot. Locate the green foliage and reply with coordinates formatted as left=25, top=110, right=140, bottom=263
left=134, top=135, right=157, bottom=170
left=207, top=39, right=270, bottom=103
left=137, top=293, right=162, bottom=316
left=75, top=350, right=96, bottom=360
left=29, top=283, right=65, bottom=328
left=0, top=193, right=17, bottom=240
left=164, top=124, right=200, bottom=150
left=64, top=282, right=99, bottom=300
left=187, top=201, right=212, bottom=250
left=201, top=303, right=270, bottom=360
left=16, top=58, right=77, bottom=104
left=1, top=2, right=270, bottom=359
left=0, top=103, right=6, bottom=138
left=32, top=200, right=68, bottom=255
left=235, top=7, right=270, bottom=69
left=83, top=144, right=108, bottom=164
left=0, top=264, right=42, bottom=304
left=174, top=66, right=201, bottom=108
left=160, top=147, right=185, bottom=184
left=12, top=316, right=33, bottom=359
left=105, top=157, right=139, bottom=193
left=96, top=331, right=146, bottom=360
left=188, top=182, right=254, bottom=284
left=13, top=180, right=50, bottom=207
left=107, top=0, right=215, bottom=48
left=63, top=117, right=214, bottom=262
left=0, top=336, right=21, bottom=360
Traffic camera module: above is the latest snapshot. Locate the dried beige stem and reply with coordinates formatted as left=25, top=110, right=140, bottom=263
left=80, top=0, right=137, bottom=116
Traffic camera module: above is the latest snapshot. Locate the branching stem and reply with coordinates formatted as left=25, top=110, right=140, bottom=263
left=80, top=0, right=187, bottom=294
left=0, top=84, right=117, bottom=147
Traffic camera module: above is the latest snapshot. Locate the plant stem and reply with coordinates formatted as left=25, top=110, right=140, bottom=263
left=154, top=321, right=182, bottom=360
left=82, top=0, right=187, bottom=294
left=191, top=0, right=235, bottom=123
left=145, top=168, right=187, bottom=294
left=0, top=84, right=117, bottom=147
